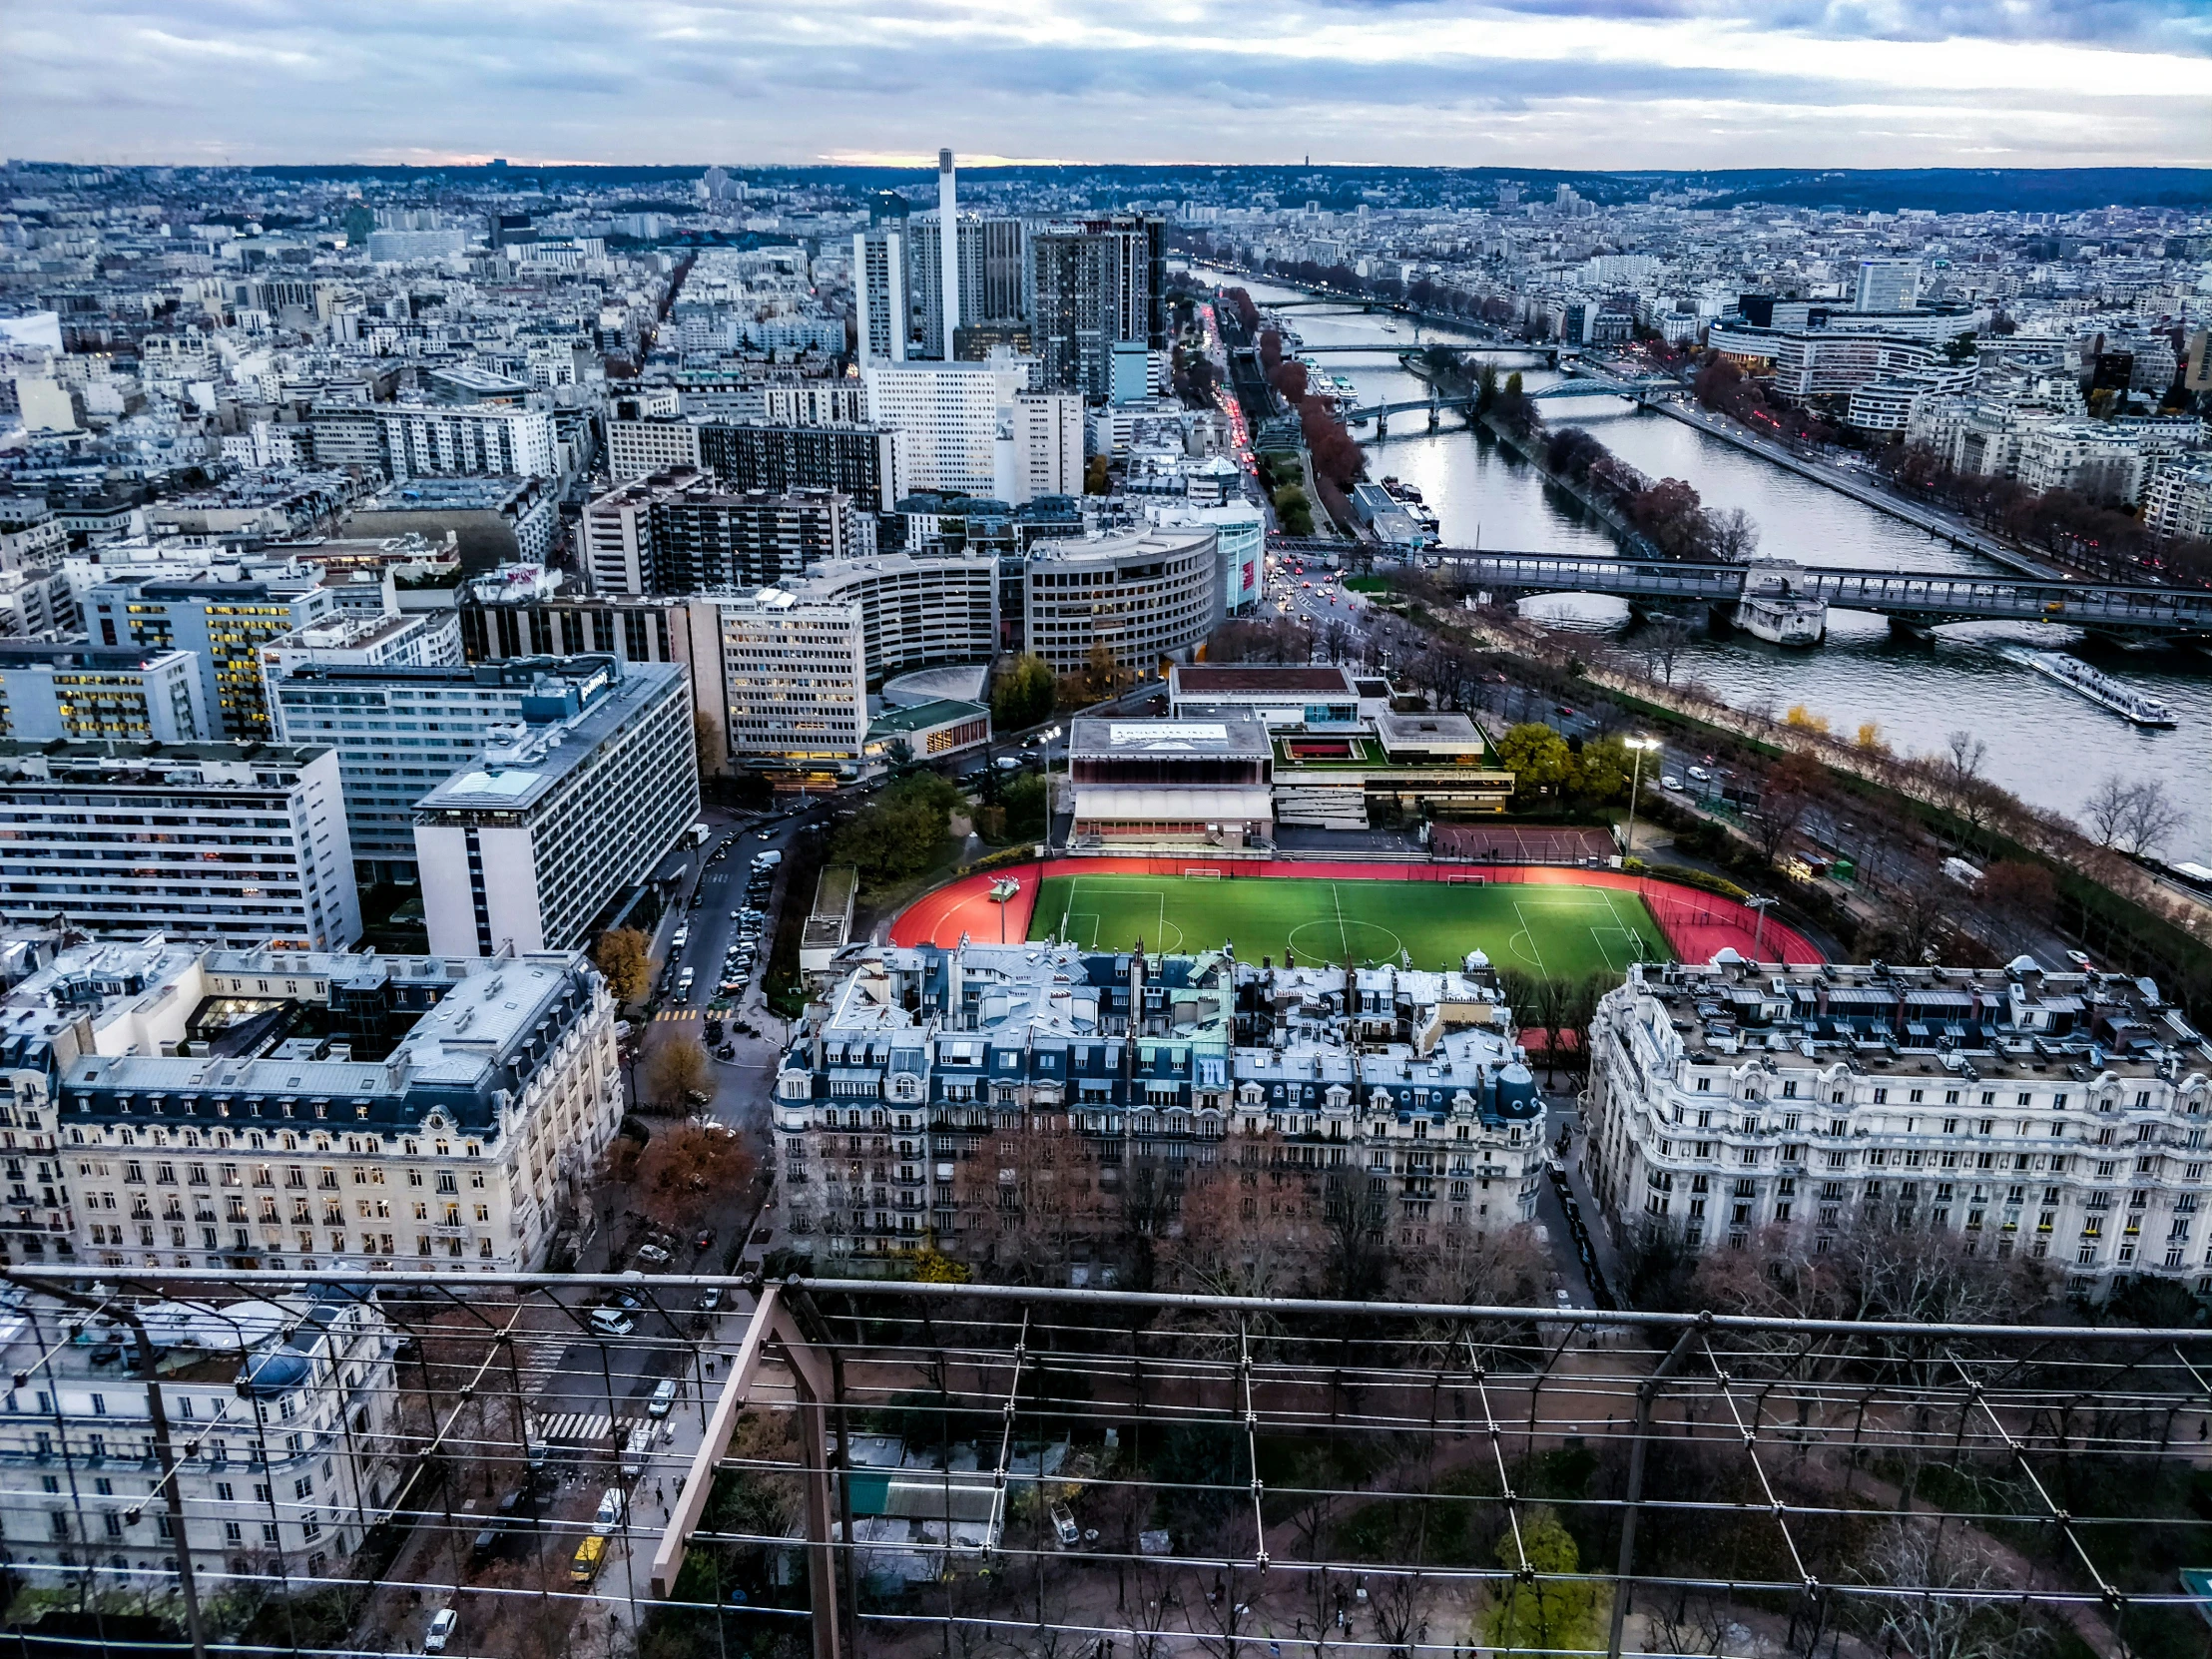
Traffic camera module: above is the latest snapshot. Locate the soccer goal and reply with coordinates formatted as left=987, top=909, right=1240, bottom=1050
left=1439, top=871, right=1487, bottom=884
left=1181, top=867, right=1224, bottom=879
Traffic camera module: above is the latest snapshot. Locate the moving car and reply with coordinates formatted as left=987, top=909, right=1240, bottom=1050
left=588, top=1308, right=636, bottom=1338
left=648, top=1378, right=679, bottom=1418
left=423, top=1608, right=458, bottom=1652
left=696, top=1287, right=725, bottom=1312
left=1660, top=775, right=1684, bottom=793
left=622, top=1421, right=655, bottom=1477
left=593, top=1486, right=627, bottom=1535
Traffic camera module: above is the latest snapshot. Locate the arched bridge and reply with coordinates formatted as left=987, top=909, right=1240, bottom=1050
left=1265, top=544, right=2212, bottom=641
left=1531, top=373, right=1691, bottom=401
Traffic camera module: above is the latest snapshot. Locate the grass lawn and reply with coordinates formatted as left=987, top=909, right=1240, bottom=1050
left=1027, top=873, right=1671, bottom=979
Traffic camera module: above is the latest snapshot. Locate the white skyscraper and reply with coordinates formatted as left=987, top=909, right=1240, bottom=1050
left=854, top=228, right=907, bottom=365
left=937, top=148, right=960, bottom=359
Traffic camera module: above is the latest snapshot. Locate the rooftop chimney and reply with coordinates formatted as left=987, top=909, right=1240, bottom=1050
left=937, top=148, right=959, bottom=359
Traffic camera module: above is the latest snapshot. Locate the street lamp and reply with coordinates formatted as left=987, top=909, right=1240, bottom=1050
left=1621, top=737, right=1661, bottom=862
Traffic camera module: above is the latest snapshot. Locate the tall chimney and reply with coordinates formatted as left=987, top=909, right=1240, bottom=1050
left=937, top=148, right=960, bottom=359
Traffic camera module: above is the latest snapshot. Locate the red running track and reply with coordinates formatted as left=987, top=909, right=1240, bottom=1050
left=889, top=856, right=1823, bottom=965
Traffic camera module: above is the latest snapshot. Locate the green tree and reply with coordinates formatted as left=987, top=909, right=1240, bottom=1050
left=1480, top=1506, right=1609, bottom=1656
left=1083, top=454, right=1111, bottom=495
left=692, top=708, right=723, bottom=779
left=828, top=771, right=961, bottom=883
left=991, top=654, right=1057, bottom=731
left=594, top=927, right=652, bottom=1005
left=1002, top=773, right=1049, bottom=840
left=1573, top=735, right=1630, bottom=806
left=1494, top=722, right=1574, bottom=807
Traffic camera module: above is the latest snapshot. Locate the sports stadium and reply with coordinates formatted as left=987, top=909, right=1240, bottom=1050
left=891, top=855, right=1822, bottom=969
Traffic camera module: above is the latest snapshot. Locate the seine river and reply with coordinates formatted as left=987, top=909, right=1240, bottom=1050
left=1193, top=268, right=2212, bottom=867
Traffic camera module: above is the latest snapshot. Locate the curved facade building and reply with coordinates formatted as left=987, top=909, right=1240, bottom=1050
left=1020, top=524, right=1220, bottom=673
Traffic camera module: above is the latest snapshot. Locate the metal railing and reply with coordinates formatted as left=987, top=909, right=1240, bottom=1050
left=0, top=1266, right=2208, bottom=1659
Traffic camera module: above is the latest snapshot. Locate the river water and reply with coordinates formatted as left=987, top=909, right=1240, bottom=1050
left=1194, top=267, right=2212, bottom=866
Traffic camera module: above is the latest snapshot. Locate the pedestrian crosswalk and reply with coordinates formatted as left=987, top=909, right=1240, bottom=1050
left=532, top=1410, right=641, bottom=1446
left=653, top=1010, right=699, bottom=1023
left=512, top=1340, right=573, bottom=1401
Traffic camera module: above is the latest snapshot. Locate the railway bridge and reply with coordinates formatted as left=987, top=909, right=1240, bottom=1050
left=1266, top=543, right=2212, bottom=641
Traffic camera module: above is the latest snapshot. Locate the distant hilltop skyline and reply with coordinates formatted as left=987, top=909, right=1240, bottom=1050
left=6, top=0, right=2207, bottom=174
left=11, top=160, right=2211, bottom=218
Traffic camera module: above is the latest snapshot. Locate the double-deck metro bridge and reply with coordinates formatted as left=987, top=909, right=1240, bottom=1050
left=1269, top=540, right=2212, bottom=640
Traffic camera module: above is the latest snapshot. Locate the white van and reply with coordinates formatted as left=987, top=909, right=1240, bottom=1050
left=753, top=849, right=784, bottom=870
left=621, top=1421, right=654, bottom=1478
left=593, top=1486, right=626, bottom=1536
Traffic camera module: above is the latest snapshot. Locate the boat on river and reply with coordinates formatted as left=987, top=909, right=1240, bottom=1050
left=2003, top=650, right=2175, bottom=728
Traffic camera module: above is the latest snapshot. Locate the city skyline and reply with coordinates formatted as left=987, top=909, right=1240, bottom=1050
left=6, top=0, right=2210, bottom=172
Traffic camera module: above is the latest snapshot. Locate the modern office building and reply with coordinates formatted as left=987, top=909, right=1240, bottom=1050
left=0, top=642, right=209, bottom=742
left=606, top=415, right=706, bottom=482
left=581, top=471, right=860, bottom=596
left=800, top=552, right=1000, bottom=680
left=0, top=743, right=359, bottom=948
left=1584, top=960, right=2212, bottom=1296
left=773, top=941, right=1544, bottom=1269
left=1027, top=217, right=1168, bottom=400
left=269, top=654, right=627, bottom=884
left=258, top=609, right=463, bottom=680
left=711, top=589, right=869, bottom=771
left=862, top=357, right=1081, bottom=502
left=375, top=402, right=559, bottom=483
left=695, top=422, right=902, bottom=513
left=87, top=571, right=337, bottom=739
left=413, top=661, right=696, bottom=956
left=1854, top=258, right=1921, bottom=312
left=1019, top=524, right=1221, bottom=673
left=0, top=1286, right=404, bottom=1584
left=51, top=942, right=619, bottom=1275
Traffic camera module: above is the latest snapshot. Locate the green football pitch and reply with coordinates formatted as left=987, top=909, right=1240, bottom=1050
left=1027, top=873, right=1672, bottom=980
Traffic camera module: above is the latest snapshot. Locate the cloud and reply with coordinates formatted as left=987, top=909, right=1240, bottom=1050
left=2, top=0, right=2206, bottom=168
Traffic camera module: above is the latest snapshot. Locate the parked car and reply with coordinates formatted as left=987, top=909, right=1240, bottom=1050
left=424, top=1608, right=459, bottom=1652
left=471, top=1518, right=506, bottom=1563
left=648, top=1378, right=679, bottom=1418
left=1050, top=1502, right=1080, bottom=1548
left=571, top=1534, right=607, bottom=1583
left=634, top=1243, right=671, bottom=1269
left=697, top=1287, right=725, bottom=1312
left=1660, top=775, right=1684, bottom=792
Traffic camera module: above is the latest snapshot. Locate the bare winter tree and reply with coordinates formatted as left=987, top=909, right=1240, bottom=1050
left=2081, top=774, right=2135, bottom=847
left=2118, top=778, right=2186, bottom=859
left=1706, top=506, right=1761, bottom=562
left=1943, top=730, right=1988, bottom=798
left=1634, top=613, right=1694, bottom=685
left=1846, top=1519, right=2049, bottom=1659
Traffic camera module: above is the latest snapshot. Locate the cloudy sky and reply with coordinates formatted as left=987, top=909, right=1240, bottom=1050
left=7, top=0, right=2209, bottom=171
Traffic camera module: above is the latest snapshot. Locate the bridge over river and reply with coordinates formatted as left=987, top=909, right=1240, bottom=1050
left=1267, top=542, right=2212, bottom=642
